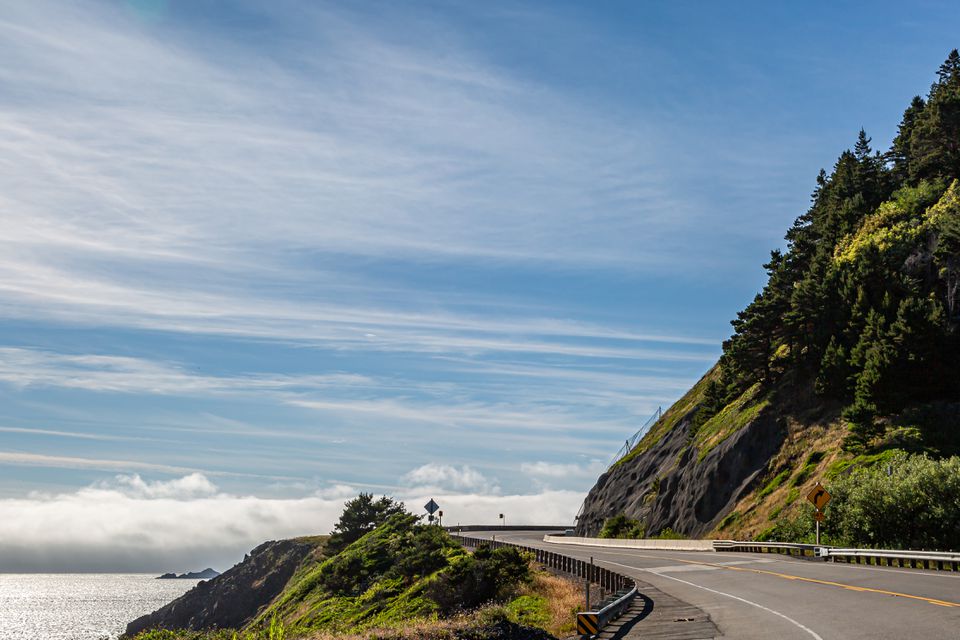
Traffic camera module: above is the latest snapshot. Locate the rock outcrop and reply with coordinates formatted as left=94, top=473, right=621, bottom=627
left=576, top=399, right=787, bottom=538
left=126, top=538, right=321, bottom=636
left=157, top=568, right=220, bottom=580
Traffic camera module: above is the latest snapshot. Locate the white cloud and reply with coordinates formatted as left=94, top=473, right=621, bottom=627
left=403, top=464, right=498, bottom=494
left=0, top=474, right=580, bottom=572
left=98, top=473, right=219, bottom=499
left=521, top=460, right=608, bottom=479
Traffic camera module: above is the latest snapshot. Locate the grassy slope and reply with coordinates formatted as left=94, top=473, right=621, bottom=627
left=614, top=365, right=720, bottom=468
left=131, top=522, right=579, bottom=640
left=610, top=364, right=910, bottom=540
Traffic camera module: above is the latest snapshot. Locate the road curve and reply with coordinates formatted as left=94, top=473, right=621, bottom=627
left=466, top=530, right=960, bottom=640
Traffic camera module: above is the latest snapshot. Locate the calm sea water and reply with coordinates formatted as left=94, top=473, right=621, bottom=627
left=0, top=574, right=199, bottom=640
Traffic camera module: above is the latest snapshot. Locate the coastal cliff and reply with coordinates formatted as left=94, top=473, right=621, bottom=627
left=126, top=537, right=323, bottom=636
left=576, top=368, right=797, bottom=538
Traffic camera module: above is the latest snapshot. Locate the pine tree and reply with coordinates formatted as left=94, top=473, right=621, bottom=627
left=889, top=96, right=926, bottom=181
left=910, top=51, right=960, bottom=181
left=936, top=49, right=960, bottom=85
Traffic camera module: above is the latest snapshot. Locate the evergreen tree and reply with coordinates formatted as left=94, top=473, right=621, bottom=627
left=889, top=96, right=926, bottom=181
left=909, top=50, right=960, bottom=181
left=328, top=493, right=408, bottom=553
left=718, top=51, right=960, bottom=454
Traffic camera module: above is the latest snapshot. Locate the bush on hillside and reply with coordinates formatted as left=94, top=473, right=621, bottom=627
left=598, top=514, right=645, bottom=539
left=758, top=452, right=960, bottom=550
left=426, top=544, right=532, bottom=613
left=318, top=513, right=459, bottom=596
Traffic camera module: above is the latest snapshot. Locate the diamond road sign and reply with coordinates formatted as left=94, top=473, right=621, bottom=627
left=806, top=483, right=832, bottom=511
left=424, top=498, right=440, bottom=515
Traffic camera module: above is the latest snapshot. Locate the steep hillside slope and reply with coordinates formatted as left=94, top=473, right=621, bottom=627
left=126, top=537, right=325, bottom=636
left=126, top=514, right=566, bottom=640
left=579, top=50, right=960, bottom=540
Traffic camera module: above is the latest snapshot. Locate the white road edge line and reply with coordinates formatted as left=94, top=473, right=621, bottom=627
left=603, top=559, right=825, bottom=640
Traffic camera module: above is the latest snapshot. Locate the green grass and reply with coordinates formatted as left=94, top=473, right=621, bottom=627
left=504, top=595, right=550, bottom=629
left=615, top=365, right=719, bottom=467
left=826, top=448, right=904, bottom=479
left=718, top=510, right=741, bottom=530
left=651, top=528, right=687, bottom=540
left=695, top=383, right=770, bottom=462
left=756, top=469, right=791, bottom=500
left=790, top=464, right=814, bottom=488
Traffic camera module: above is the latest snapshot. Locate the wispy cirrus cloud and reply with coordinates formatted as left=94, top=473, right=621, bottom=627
left=0, top=347, right=372, bottom=395
left=0, top=0, right=727, bottom=503
left=0, top=0, right=732, bottom=353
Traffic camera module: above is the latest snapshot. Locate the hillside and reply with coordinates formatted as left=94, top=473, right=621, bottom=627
left=125, top=511, right=575, bottom=640
left=577, top=50, right=960, bottom=544
left=127, top=537, right=326, bottom=636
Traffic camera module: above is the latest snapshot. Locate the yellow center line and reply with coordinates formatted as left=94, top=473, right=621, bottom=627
left=658, top=555, right=960, bottom=608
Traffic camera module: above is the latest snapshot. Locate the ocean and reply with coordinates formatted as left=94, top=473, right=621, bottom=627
left=0, top=574, right=199, bottom=640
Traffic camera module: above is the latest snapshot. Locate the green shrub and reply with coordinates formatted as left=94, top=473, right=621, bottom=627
left=598, top=514, right=645, bottom=539
left=757, top=452, right=960, bottom=550
left=426, top=545, right=531, bottom=613
left=651, top=528, right=686, bottom=540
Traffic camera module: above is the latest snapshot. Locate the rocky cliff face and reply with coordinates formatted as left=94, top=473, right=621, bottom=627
left=576, top=371, right=791, bottom=538
left=125, top=538, right=322, bottom=637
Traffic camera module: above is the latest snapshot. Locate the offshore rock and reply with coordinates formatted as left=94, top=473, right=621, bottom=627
left=156, top=568, right=220, bottom=580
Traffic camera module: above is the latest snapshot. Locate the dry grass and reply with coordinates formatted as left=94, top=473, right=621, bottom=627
left=715, top=415, right=849, bottom=538
left=295, top=615, right=466, bottom=640
left=293, top=608, right=512, bottom=640
left=518, top=567, right=583, bottom=638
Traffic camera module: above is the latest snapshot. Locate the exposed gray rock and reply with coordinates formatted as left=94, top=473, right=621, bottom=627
left=126, top=538, right=320, bottom=636
left=576, top=406, right=786, bottom=538
left=156, top=568, right=220, bottom=580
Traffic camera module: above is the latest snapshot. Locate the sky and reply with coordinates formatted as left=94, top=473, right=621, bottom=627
left=0, top=0, right=958, bottom=572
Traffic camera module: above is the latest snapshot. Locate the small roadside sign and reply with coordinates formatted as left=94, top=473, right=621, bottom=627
left=424, top=498, right=440, bottom=515
left=577, top=612, right=599, bottom=635
left=813, top=510, right=825, bottom=522
left=807, top=483, right=832, bottom=511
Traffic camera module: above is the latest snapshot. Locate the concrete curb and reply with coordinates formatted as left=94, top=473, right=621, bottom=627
left=543, top=535, right=715, bottom=552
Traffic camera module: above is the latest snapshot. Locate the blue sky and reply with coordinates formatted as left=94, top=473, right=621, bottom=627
left=0, top=0, right=958, bottom=570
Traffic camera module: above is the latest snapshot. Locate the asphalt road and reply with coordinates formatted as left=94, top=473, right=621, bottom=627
left=467, top=530, right=960, bottom=640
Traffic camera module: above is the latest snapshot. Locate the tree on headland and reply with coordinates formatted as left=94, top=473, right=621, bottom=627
left=327, top=492, right=408, bottom=553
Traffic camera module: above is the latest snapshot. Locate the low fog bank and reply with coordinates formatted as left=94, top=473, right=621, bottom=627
left=0, top=474, right=581, bottom=572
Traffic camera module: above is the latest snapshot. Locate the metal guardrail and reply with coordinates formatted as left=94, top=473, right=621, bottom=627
left=576, top=583, right=638, bottom=637
left=714, top=540, right=960, bottom=570
left=827, top=548, right=960, bottom=570
left=444, top=525, right=569, bottom=532
left=451, top=534, right=639, bottom=637
left=713, top=540, right=821, bottom=556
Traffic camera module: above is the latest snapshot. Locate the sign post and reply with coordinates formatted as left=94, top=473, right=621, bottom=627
left=424, top=499, right=440, bottom=525
left=806, top=483, right=832, bottom=545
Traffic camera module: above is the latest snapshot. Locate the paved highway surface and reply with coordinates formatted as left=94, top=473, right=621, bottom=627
left=467, top=530, right=960, bottom=639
